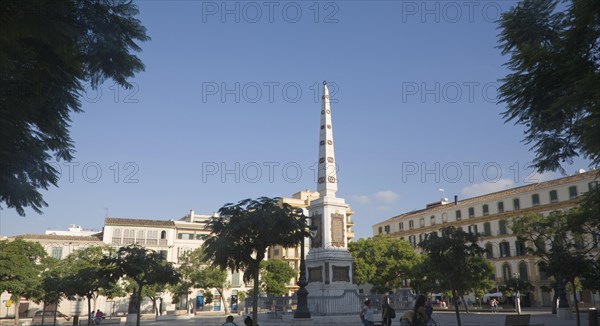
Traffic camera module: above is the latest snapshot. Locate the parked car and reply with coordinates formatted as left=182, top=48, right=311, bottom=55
left=32, top=310, right=71, bottom=325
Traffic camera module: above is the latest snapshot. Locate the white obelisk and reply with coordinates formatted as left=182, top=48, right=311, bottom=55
left=305, top=81, right=357, bottom=313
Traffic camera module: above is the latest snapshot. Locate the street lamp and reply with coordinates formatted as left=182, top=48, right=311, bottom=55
left=294, top=208, right=317, bottom=319
left=513, top=273, right=521, bottom=315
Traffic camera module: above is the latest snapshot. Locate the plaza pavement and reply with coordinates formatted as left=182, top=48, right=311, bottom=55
left=143, top=308, right=597, bottom=326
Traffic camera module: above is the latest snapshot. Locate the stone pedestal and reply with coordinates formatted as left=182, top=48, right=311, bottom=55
left=291, top=318, right=314, bottom=326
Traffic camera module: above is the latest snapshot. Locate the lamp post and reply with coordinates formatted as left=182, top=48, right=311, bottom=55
left=294, top=208, right=317, bottom=319
left=515, top=273, right=521, bottom=315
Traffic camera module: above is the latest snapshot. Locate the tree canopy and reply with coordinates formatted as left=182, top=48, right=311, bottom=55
left=102, top=245, right=179, bottom=326
left=175, top=247, right=228, bottom=313
left=202, top=197, right=305, bottom=326
left=0, top=0, right=149, bottom=216
left=260, top=260, right=296, bottom=296
left=0, top=238, right=47, bottom=326
left=498, top=0, right=600, bottom=173
left=511, top=210, right=598, bottom=325
left=348, top=235, right=422, bottom=293
left=419, top=227, right=488, bottom=326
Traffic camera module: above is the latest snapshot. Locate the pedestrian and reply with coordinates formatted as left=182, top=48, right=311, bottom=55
left=359, top=299, right=375, bottom=326
left=381, top=291, right=395, bottom=326
left=243, top=314, right=252, bottom=326
left=221, top=315, right=238, bottom=326
left=412, top=295, right=429, bottom=326
left=490, top=298, right=498, bottom=313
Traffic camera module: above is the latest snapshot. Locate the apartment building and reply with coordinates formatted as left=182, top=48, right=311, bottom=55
left=372, top=170, right=600, bottom=307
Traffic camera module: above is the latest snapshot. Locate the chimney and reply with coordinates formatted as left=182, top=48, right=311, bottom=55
left=189, top=209, right=194, bottom=223
left=454, top=195, right=458, bottom=205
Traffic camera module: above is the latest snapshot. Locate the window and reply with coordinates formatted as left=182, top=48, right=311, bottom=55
left=160, top=230, right=167, bottom=239
left=399, top=222, right=404, bottom=231
left=468, top=224, right=478, bottom=235
left=532, top=194, right=540, bottom=206
left=569, top=186, right=578, bottom=199
left=482, top=204, right=489, bottom=216
left=419, top=218, right=425, bottom=227
left=274, top=248, right=280, bottom=256
left=408, top=235, right=417, bottom=248
left=441, top=213, right=448, bottom=223
left=51, top=247, right=63, bottom=259
left=502, top=263, right=512, bottom=282
left=497, top=201, right=504, bottom=213
left=515, top=239, right=527, bottom=256
left=485, top=243, right=494, bottom=259
left=549, top=190, right=558, bottom=203
left=468, top=207, right=475, bottom=218
left=483, top=222, right=491, bottom=236
left=159, top=250, right=168, bottom=259
left=409, top=220, right=414, bottom=229
left=519, top=262, right=528, bottom=281
left=177, top=233, right=194, bottom=240
left=430, top=215, right=436, bottom=225
left=384, top=225, right=390, bottom=233
left=589, top=181, right=599, bottom=191
left=513, top=198, right=520, bottom=210
left=499, top=242, right=511, bottom=257
left=231, top=271, right=241, bottom=286
left=378, top=226, right=382, bottom=234
left=455, top=210, right=461, bottom=221
left=499, top=220, right=508, bottom=235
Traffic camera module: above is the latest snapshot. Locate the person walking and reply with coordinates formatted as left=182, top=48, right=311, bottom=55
left=381, top=291, right=395, bottom=326
left=412, top=295, right=429, bottom=326
left=360, top=299, right=375, bottom=326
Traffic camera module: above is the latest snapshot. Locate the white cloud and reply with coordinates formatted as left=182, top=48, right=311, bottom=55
left=461, top=178, right=515, bottom=198
left=352, top=190, right=400, bottom=205
left=352, top=195, right=371, bottom=205
left=373, top=190, right=400, bottom=203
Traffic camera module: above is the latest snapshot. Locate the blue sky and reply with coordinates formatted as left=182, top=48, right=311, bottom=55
left=0, top=1, right=592, bottom=239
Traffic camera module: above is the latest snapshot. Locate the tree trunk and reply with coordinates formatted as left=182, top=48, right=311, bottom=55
left=14, top=299, right=20, bottom=326
left=452, top=289, right=462, bottom=326
left=552, top=291, right=558, bottom=314
left=572, top=280, right=580, bottom=326
left=52, top=303, right=58, bottom=326
left=136, top=286, right=143, bottom=326
left=42, top=302, right=46, bottom=326
left=217, top=289, right=228, bottom=314
left=460, top=294, right=469, bottom=314
left=87, top=296, right=92, bottom=326
left=252, top=267, right=260, bottom=326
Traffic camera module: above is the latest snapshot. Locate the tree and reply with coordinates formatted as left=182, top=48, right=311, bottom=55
left=0, top=0, right=149, bottom=216
left=202, top=197, right=305, bottom=326
left=141, top=283, right=166, bottom=317
left=260, top=260, right=296, bottom=296
left=0, top=238, right=47, bottom=325
left=511, top=210, right=598, bottom=326
left=498, top=0, right=600, bottom=174
left=60, top=246, right=122, bottom=325
left=419, top=227, right=487, bottom=326
left=348, top=235, right=422, bottom=293
left=102, top=245, right=179, bottom=326
left=175, top=247, right=229, bottom=313
left=39, top=258, right=70, bottom=326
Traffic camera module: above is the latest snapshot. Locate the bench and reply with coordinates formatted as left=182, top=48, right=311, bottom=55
left=505, top=314, right=530, bottom=326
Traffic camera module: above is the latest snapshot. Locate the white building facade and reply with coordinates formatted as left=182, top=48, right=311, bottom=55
left=373, top=170, right=600, bottom=307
